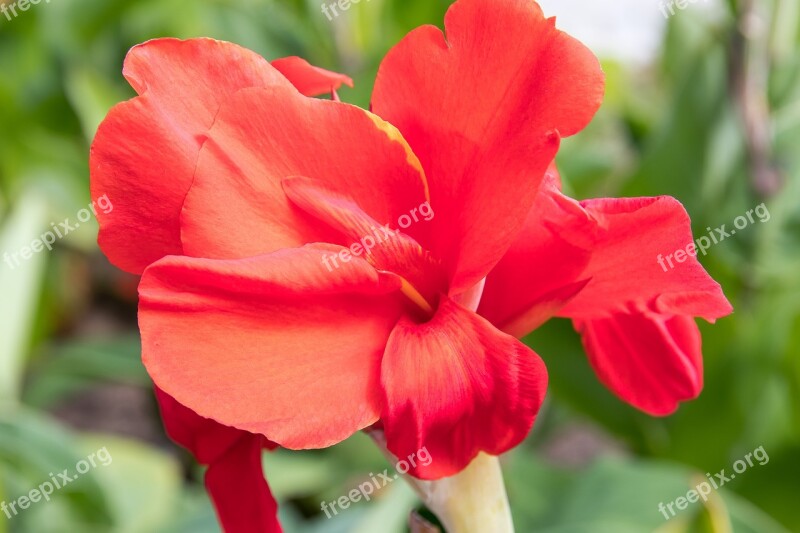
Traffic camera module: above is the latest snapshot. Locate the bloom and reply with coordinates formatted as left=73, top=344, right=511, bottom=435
left=90, top=0, right=731, bottom=529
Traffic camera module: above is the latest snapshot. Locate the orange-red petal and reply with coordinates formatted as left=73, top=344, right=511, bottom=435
left=372, top=0, right=604, bottom=292
left=574, top=313, right=703, bottom=415
left=478, top=170, right=597, bottom=337
left=140, top=246, right=404, bottom=448
left=271, top=56, right=353, bottom=97
left=380, top=296, right=547, bottom=479
left=156, top=388, right=282, bottom=532
left=90, top=38, right=292, bottom=274
left=179, top=86, right=429, bottom=260
left=558, top=196, right=733, bottom=321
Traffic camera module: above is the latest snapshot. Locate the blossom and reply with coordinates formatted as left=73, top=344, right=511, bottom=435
left=90, top=0, right=731, bottom=530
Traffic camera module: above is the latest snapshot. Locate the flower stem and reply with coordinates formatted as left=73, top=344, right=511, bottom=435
left=367, top=429, right=515, bottom=533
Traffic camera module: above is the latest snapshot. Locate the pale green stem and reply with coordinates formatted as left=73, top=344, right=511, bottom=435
left=367, top=429, right=515, bottom=533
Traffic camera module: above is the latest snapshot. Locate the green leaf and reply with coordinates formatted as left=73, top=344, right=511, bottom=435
left=0, top=409, right=114, bottom=531
left=23, top=335, right=147, bottom=409
left=76, top=434, right=183, bottom=533
left=0, top=189, right=50, bottom=405
left=505, top=452, right=790, bottom=533
left=64, top=66, right=130, bottom=142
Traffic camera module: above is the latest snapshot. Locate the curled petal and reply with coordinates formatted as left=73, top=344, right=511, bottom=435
left=558, top=196, right=733, bottom=321
left=282, top=176, right=446, bottom=309
left=156, top=389, right=282, bottom=532
left=574, top=313, right=703, bottom=415
left=478, top=168, right=597, bottom=337
left=271, top=56, right=353, bottom=97
left=380, top=297, right=547, bottom=479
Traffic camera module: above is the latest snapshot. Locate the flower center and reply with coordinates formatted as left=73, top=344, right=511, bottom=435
left=398, top=275, right=436, bottom=316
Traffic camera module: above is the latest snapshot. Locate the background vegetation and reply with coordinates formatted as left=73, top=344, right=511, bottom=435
left=0, top=0, right=798, bottom=531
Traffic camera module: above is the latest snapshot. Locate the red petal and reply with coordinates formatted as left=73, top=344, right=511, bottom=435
left=140, top=246, right=404, bottom=448
left=380, top=296, right=547, bottom=479
left=557, top=197, right=733, bottom=321
left=282, top=176, right=446, bottom=309
left=157, top=387, right=256, bottom=464
left=179, top=86, right=429, bottom=261
left=372, top=0, right=604, bottom=292
left=478, top=170, right=597, bottom=337
left=90, top=38, right=291, bottom=274
left=271, top=56, right=353, bottom=97
left=205, top=435, right=282, bottom=533
left=574, top=313, right=703, bottom=415
left=155, top=389, right=282, bottom=533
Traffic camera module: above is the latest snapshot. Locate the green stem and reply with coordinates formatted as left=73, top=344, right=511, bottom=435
left=368, top=430, right=515, bottom=533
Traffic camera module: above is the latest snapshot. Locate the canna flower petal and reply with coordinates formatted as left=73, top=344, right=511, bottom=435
left=557, top=196, right=733, bottom=321
left=478, top=167, right=597, bottom=337
left=271, top=56, right=353, bottom=97
left=372, top=0, right=605, bottom=293
left=380, top=297, right=548, bottom=479
left=90, top=38, right=293, bottom=274
left=480, top=174, right=732, bottom=333
left=555, top=197, right=730, bottom=414
left=574, top=313, right=703, bottom=415
left=155, top=388, right=282, bottom=532
left=139, top=246, right=405, bottom=448
left=281, top=176, right=447, bottom=312
left=481, top=180, right=731, bottom=415
left=179, top=86, right=430, bottom=260
left=205, top=436, right=281, bottom=533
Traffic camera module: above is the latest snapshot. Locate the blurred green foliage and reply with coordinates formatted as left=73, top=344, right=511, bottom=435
left=0, top=0, right=798, bottom=531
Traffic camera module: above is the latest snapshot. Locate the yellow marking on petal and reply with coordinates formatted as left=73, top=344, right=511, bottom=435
left=365, top=111, right=430, bottom=203
left=398, top=275, right=435, bottom=316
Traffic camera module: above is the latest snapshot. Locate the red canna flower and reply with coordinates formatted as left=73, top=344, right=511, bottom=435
left=90, top=0, right=732, bottom=529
